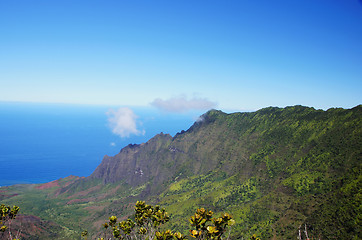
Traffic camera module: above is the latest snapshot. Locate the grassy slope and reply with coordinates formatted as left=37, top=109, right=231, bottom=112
left=158, top=106, right=362, bottom=239
left=1, top=105, right=361, bottom=239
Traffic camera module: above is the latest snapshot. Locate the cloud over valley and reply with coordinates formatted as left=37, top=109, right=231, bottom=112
left=107, top=107, right=144, bottom=138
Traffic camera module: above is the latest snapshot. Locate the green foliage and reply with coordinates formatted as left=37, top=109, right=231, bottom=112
left=81, top=230, right=88, bottom=240
left=94, top=201, right=186, bottom=240
left=94, top=202, right=234, bottom=240
left=0, top=204, right=20, bottom=240
left=189, top=208, right=234, bottom=239
left=304, top=165, right=362, bottom=239
left=249, top=234, right=261, bottom=240
left=155, top=229, right=187, bottom=240
left=215, top=177, right=260, bottom=209
left=249, top=145, right=275, bottom=165
left=282, top=172, right=324, bottom=196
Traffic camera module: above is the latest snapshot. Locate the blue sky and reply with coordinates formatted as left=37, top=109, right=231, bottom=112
left=1, top=0, right=361, bottom=112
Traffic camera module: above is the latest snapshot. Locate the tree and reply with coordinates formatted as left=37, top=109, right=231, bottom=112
left=189, top=208, right=234, bottom=240
left=0, top=204, right=20, bottom=240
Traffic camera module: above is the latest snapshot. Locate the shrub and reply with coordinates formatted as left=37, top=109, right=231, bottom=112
left=0, top=204, right=20, bottom=240
left=84, top=201, right=235, bottom=240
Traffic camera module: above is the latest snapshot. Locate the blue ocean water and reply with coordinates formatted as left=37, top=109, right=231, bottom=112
left=0, top=102, right=199, bottom=186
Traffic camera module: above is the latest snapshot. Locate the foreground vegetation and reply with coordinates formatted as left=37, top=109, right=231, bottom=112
left=1, top=204, right=20, bottom=240
left=81, top=201, right=235, bottom=240
left=0, top=105, right=360, bottom=239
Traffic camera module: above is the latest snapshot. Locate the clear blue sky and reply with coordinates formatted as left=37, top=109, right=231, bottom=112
left=1, top=0, right=361, bottom=111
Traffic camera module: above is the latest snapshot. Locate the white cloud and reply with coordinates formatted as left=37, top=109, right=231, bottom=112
left=106, top=107, right=144, bottom=138
left=151, top=96, right=217, bottom=113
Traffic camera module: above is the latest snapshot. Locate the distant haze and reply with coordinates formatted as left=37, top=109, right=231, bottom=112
left=151, top=96, right=217, bottom=113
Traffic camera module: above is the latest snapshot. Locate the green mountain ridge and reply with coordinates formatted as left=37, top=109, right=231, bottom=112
left=1, top=105, right=361, bottom=239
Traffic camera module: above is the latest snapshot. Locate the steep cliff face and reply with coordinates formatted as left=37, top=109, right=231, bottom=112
left=88, top=110, right=243, bottom=189
left=89, top=133, right=174, bottom=186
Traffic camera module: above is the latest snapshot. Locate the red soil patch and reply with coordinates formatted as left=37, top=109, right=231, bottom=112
left=5, top=214, right=62, bottom=239
left=0, top=193, right=18, bottom=199
left=35, top=180, right=60, bottom=190
left=35, top=175, right=82, bottom=191
left=67, top=184, right=102, bottom=199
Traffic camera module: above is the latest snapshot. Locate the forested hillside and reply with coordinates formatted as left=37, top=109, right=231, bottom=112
left=1, top=105, right=361, bottom=239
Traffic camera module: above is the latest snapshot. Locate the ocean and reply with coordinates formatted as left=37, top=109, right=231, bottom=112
left=0, top=102, right=199, bottom=186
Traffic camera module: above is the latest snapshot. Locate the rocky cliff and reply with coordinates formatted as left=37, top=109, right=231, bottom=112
left=90, top=133, right=174, bottom=186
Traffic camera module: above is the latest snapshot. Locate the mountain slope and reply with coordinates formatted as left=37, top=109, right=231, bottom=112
left=1, top=105, right=361, bottom=239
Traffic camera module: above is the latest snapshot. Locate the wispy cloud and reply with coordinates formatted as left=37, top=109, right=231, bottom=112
left=151, top=96, right=217, bottom=113
left=106, top=107, right=145, bottom=138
